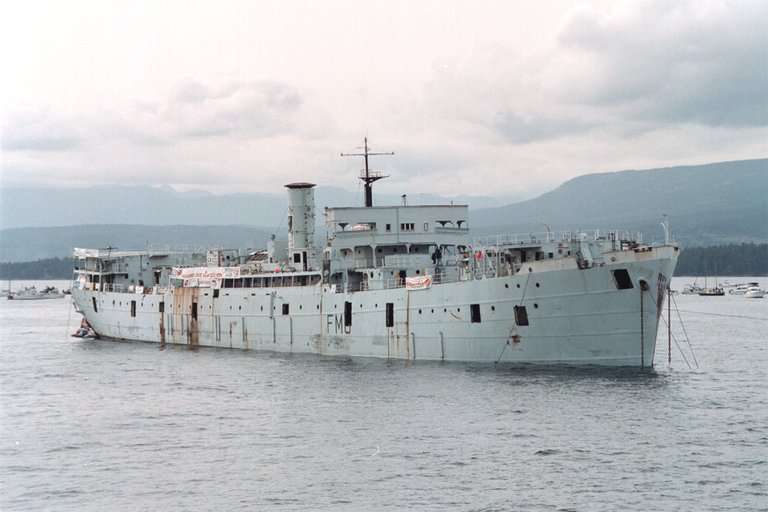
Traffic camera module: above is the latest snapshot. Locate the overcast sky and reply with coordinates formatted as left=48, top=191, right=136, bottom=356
left=1, top=0, right=766, bottom=199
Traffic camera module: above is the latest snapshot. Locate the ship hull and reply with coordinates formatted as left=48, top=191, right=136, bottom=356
left=72, top=246, right=676, bottom=367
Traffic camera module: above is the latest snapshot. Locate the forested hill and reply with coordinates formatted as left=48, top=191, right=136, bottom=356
left=0, top=224, right=272, bottom=263
left=470, top=159, right=767, bottom=246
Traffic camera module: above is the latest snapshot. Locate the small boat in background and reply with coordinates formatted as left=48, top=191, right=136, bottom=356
left=681, top=283, right=702, bottom=294
left=743, top=287, right=765, bottom=299
left=698, top=260, right=724, bottom=296
left=729, top=282, right=760, bottom=295
left=8, top=286, right=65, bottom=300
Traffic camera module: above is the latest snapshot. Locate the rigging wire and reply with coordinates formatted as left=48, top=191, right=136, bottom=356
left=647, top=287, right=697, bottom=369
left=65, top=294, right=74, bottom=339
left=670, top=294, right=699, bottom=368
left=495, top=268, right=532, bottom=363
left=659, top=298, right=694, bottom=369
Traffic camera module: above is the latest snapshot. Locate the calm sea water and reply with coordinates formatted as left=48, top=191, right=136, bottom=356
left=1, top=278, right=766, bottom=512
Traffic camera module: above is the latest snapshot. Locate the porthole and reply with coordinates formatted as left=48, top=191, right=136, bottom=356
left=535, top=283, right=540, bottom=288
left=419, top=309, right=422, bottom=314
left=534, top=303, right=539, bottom=308
left=491, top=306, right=495, bottom=311
left=505, top=284, right=509, bottom=289
left=516, top=284, right=521, bottom=288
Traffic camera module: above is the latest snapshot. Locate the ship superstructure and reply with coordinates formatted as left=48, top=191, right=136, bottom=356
left=71, top=143, right=679, bottom=366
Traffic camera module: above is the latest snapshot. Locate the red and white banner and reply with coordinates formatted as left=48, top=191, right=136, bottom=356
left=172, top=267, right=241, bottom=280
left=405, top=275, right=432, bottom=290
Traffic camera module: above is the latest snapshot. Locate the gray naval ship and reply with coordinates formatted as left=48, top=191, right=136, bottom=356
left=71, top=142, right=679, bottom=366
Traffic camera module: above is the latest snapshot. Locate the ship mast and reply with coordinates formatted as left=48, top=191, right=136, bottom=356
left=340, top=137, right=394, bottom=207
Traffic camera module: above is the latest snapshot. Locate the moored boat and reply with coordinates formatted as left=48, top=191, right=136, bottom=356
left=743, top=287, right=765, bottom=299
left=9, top=286, right=66, bottom=300
left=69, top=140, right=680, bottom=367
left=729, top=282, right=760, bottom=295
left=680, top=283, right=702, bottom=295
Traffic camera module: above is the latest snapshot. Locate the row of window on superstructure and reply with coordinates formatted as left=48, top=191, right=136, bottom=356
left=340, top=221, right=467, bottom=232
left=186, top=274, right=323, bottom=289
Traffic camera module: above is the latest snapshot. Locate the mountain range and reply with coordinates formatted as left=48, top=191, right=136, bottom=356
left=1, top=158, right=765, bottom=262
left=0, top=185, right=513, bottom=230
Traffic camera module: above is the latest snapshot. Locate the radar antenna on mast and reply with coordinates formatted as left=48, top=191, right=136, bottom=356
left=340, top=137, right=393, bottom=207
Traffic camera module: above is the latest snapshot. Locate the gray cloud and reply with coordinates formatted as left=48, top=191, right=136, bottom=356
left=173, top=80, right=210, bottom=104
left=1, top=110, right=82, bottom=152
left=556, top=1, right=768, bottom=127
left=168, top=80, right=303, bottom=138
left=2, top=1, right=764, bottom=196
left=492, top=112, right=597, bottom=144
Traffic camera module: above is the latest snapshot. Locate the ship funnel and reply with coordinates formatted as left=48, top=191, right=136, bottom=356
left=285, top=182, right=317, bottom=271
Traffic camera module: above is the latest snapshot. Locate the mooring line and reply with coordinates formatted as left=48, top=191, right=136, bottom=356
left=657, top=301, right=693, bottom=369
left=640, top=287, right=645, bottom=368
left=672, top=309, right=768, bottom=321
left=670, top=294, right=699, bottom=368
left=651, top=289, right=697, bottom=369
left=65, top=294, right=74, bottom=339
